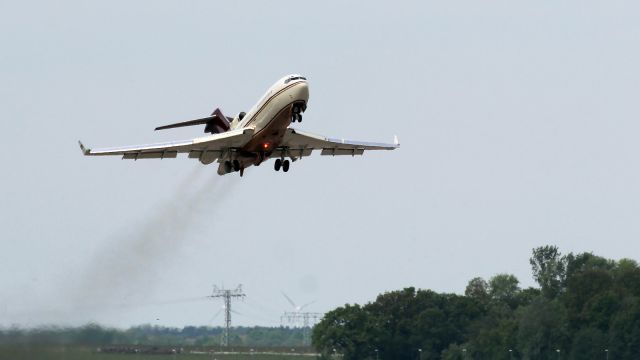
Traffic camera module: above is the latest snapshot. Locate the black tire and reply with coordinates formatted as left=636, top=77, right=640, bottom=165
left=297, top=114, right=303, bottom=123
left=274, top=159, right=282, bottom=171
left=224, top=161, right=232, bottom=174
left=233, top=160, right=240, bottom=172
left=282, top=160, right=290, bottom=172
left=293, top=106, right=300, bottom=114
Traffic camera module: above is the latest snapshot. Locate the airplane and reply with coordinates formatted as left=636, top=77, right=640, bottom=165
left=79, top=74, right=399, bottom=176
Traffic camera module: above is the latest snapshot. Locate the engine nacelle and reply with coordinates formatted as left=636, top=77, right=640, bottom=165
left=199, top=151, right=218, bottom=165
left=230, top=111, right=247, bottom=128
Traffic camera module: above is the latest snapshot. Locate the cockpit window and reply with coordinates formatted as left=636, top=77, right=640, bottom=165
left=284, top=76, right=307, bottom=84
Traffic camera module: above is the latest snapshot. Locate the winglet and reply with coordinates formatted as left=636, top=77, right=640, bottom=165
left=78, top=141, right=90, bottom=155
left=393, top=135, right=400, bottom=147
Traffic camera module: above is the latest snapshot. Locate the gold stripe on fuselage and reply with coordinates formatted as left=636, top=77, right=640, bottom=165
left=241, top=81, right=306, bottom=129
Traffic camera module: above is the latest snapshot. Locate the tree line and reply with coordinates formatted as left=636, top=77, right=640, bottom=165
left=312, top=246, right=640, bottom=359
left=0, top=324, right=306, bottom=347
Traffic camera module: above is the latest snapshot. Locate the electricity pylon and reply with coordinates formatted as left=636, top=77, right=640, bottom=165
left=281, top=311, right=323, bottom=346
left=208, top=284, right=246, bottom=347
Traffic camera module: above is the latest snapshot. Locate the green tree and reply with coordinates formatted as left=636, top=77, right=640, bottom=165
left=441, top=343, right=466, bottom=360
left=312, top=304, right=374, bottom=360
left=365, top=287, right=421, bottom=360
left=530, top=246, right=567, bottom=299
left=489, top=274, right=520, bottom=308
left=517, top=297, right=569, bottom=360
left=465, top=277, right=489, bottom=305
left=613, top=259, right=640, bottom=297
left=313, top=288, right=483, bottom=360
left=569, top=327, right=607, bottom=360
left=628, top=322, right=640, bottom=360
left=608, top=297, right=640, bottom=360
left=563, top=253, right=615, bottom=332
left=515, top=287, right=542, bottom=308
left=411, top=292, right=482, bottom=359
left=466, top=315, right=518, bottom=360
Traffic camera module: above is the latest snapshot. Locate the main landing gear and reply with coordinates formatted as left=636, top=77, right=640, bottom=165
left=224, top=160, right=245, bottom=176
left=291, top=105, right=303, bottom=123
left=274, top=158, right=290, bottom=172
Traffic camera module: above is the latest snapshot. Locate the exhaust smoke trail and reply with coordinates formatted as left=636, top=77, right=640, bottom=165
left=63, top=166, right=239, bottom=323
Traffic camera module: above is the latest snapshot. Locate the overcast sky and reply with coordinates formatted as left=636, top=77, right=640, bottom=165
left=1, top=0, right=640, bottom=328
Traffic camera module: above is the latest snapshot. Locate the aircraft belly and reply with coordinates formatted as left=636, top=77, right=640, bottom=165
left=213, top=81, right=308, bottom=172
left=244, top=105, right=292, bottom=154
left=243, top=84, right=308, bottom=157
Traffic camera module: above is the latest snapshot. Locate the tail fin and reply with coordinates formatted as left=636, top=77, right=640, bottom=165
left=206, top=108, right=231, bottom=133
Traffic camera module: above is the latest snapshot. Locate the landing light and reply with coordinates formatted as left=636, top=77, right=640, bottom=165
left=263, top=143, right=270, bottom=150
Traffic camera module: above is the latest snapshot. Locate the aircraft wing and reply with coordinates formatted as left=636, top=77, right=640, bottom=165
left=273, top=128, right=399, bottom=158
left=79, top=128, right=254, bottom=161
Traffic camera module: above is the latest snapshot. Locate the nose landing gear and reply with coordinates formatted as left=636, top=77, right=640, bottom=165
left=291, top=105, right=303, bottom=123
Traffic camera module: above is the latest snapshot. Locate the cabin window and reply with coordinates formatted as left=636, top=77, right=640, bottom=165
left=284, top=76, right=307, bottom=84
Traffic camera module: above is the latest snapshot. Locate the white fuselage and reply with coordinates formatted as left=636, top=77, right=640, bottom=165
left=236, top=75, right=309, bottom=133
left=216, top=74, right=309, bottom=174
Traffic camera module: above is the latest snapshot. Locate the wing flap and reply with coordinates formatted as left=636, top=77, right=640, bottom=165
left=321, top=148, right=365, bottom=156
left=280, top=128, right=398, bottom=157
left=84, top=139, right=194, bottom=156
left=122, top=151, right=178, bottom=160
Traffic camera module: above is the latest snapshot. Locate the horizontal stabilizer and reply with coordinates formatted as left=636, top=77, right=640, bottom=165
left=155, top=108, right=231, bottom=134
left=155, top=117, right=214, bottom=131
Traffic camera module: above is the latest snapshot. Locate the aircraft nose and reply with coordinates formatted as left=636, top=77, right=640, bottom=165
left=295, top=81, right=309, bottom=102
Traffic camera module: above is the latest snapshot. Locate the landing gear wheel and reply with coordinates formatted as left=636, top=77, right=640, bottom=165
left=274, top=158, right=282, bottom=171
left=224, top=161, right=232, bottom=174
left=282, top=159, right=290, bottom=172
left=297, top=114, right=302, bottom=123
left=233, top=160, right=240, bottom=172
left=293, top=106, right=301, bottom=114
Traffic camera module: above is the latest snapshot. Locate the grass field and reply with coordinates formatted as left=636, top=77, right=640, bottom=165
left=0, top=346, right=320, bottom=360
